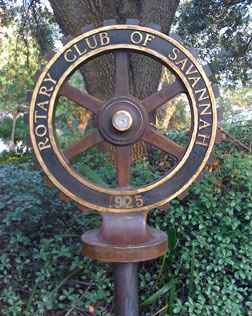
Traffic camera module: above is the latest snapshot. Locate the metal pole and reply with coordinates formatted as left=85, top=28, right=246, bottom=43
left=113, top=262, right=139, bottom=316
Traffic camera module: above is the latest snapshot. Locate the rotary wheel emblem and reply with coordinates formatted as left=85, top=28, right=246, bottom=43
left=28, top=22, right=220, bottom=214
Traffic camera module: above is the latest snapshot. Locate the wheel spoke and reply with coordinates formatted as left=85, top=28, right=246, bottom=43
left=59, top=83, right=104, bottom=114
left=141, top=127, right=185, bottom=160
left=116, top=145, right=131, bottom=187
left=114, top=51, right=130, bottom=96
left=63, top=129, right=104, bottom=161
left=142, top=80, right=185, bottom=113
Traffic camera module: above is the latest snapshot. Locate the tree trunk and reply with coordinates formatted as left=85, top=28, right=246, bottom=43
left=10, top=113, right=18, bottom=152
left=49, top=0, right=180, bottom=161
left=49, top=0, right=180, bottom=100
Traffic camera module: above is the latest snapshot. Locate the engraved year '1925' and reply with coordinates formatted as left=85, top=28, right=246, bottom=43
left=108, top=195, right=144, bottom=209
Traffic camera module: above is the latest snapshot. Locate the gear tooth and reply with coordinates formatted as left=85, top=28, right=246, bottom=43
left=215, top=130, right=225, bottom=144
left=77, top=204, right=90, bottom=213
left=213, top=85, right=220, bottom=98
left=103, top=19, right=117, bottom=26
left=44, top=176, right=54, bottom=188
left=81, top=24, right=94, bottom=34
left=33, top=70, right=42, bottom=82
left=188, top=47, right=198, bottom=58
left=59, top=191, right=71, bottom=202
left=206, top=153, right=216, bottom=165
left=177, top=190, right=189, bottom=200
left=26, top=90, right=33, bottom=104
left=26, top=135, right=32, bottom=147
left=126, top=19, right=139, bottom=25
left=194, top=172, right=204, bottom=184
left=61, top=35, right=73, bottom=46
left=23, top=113, right=29, bottom=126
left=169, top=33, right=182, bottom=43
left=32, top=157, right=41, bottom=170
left=203, top=65, right=212, bottom=77
left=45, top=51, right=56, bottom=62
left=157, top=201, right=170, bottom=212
left=148, top=23, right=161, bottom=32
left=217, top=107, right=223, bottom=121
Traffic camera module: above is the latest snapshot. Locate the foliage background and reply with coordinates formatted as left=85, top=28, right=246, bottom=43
left=0, top=123, right=251, bottom=316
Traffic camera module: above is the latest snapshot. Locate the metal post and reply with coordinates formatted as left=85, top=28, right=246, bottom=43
left=113, top=263, right=139, bottom=316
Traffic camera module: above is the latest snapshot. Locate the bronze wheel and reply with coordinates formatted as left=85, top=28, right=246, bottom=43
left=29, top=23, right=217, bottom=213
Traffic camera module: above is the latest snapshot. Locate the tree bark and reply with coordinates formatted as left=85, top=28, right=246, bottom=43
left=48, top=0, right=180, bottom=161
left=10, top=112, right=18, bottom=152
left=49, top=0, right=180, bottom=100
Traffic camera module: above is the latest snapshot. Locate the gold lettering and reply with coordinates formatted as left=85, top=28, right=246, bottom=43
left=168, top=48, right=180, bottom=61
left=125, top=196, right=133, bottom=208
left=130, top=31, right=143, bottom=44
left=34, top=111, right=47, bottom=123
left=185, top=63, right=198, bottom=75
left=85, top=35, right=97, bottom=49
left=38, top=137, right=51, bottom=151
left=196, top=134, right=210, bottom=147
left=135, top=195, right=143, bottom=207
left=195, top=88, right=209, bottom=101
left=35, top=124, right=47, bottom=137
left=73, top=43, right=87, bottom=56
left=39, top=86, right=53, bottom=98
left=143, top=34, right=155, bottom=47
left=99, top=32, right=110, bottom=46
left=199, top=103, right=212, bottom=116
left=114, top=196, right=123, bottom=208
left=44, top=73, right=56, bottom=85
left=36, top=100, right=49, bottom=112
left=188, top=76, right=201, bottom=88
left=199, top=118, right=211, bottom=130
left=64, top=49, right=77, bottom=62
left=108, top=195, right=144, bottom=208
left=175, top=58, right=188, bottom=71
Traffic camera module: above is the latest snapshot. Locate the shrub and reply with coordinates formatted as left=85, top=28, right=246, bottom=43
left=143, top=123, right=252, bottom=315
left=0, top=122, right=251, bottom=315
left=0, top=162, right=113, bottom=316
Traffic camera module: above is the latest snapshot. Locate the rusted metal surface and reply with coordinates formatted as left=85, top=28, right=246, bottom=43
left=82, top=211, right=168, bottom=262
left=59, top=83, right=103, bottom=114
left=114, top=51, right=130, bottom=96
left=141, top=127, right=185, bottom=160
left=100, top=141, right=146, bottom=165
left=29, top=23, right=220, bottom=316
left=114, top=263, right=138, bottom=316
left=116, top=145, right=131, bottom=187
left=63, top=128, right=103, bottom=161
left=29, top=24, right=217, bottom=213
left=30, top=23, right=218, bottom=262
left=142, top=79, right=185, bottom=113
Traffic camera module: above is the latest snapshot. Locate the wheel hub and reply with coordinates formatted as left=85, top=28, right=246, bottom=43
left=112, top=110, right=133, bottom=131
left=98, top=96, right=148, bottom=145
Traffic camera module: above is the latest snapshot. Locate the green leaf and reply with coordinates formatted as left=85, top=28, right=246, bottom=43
left=140, top=280, right=178, bottom=306
left=168, top=227, right=178, bottom=253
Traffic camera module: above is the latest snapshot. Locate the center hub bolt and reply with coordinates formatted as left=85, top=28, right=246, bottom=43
left=112, top=110, right=133, bottom=131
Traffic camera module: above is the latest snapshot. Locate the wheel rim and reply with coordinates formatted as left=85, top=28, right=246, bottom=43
left=30, top=25, right=217, bottom=213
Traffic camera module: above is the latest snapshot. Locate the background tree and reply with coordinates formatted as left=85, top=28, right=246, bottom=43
left=1, top=0, right=251, bottom=118
left=0, top=0, right=251, bottom=154
left=0, top=1, right=58, bottom=149
left=0, top=27, right=41, bottom=150
left=175, top=0, right=252, bottom=86
left=1, top=0, right=251, bottom=101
